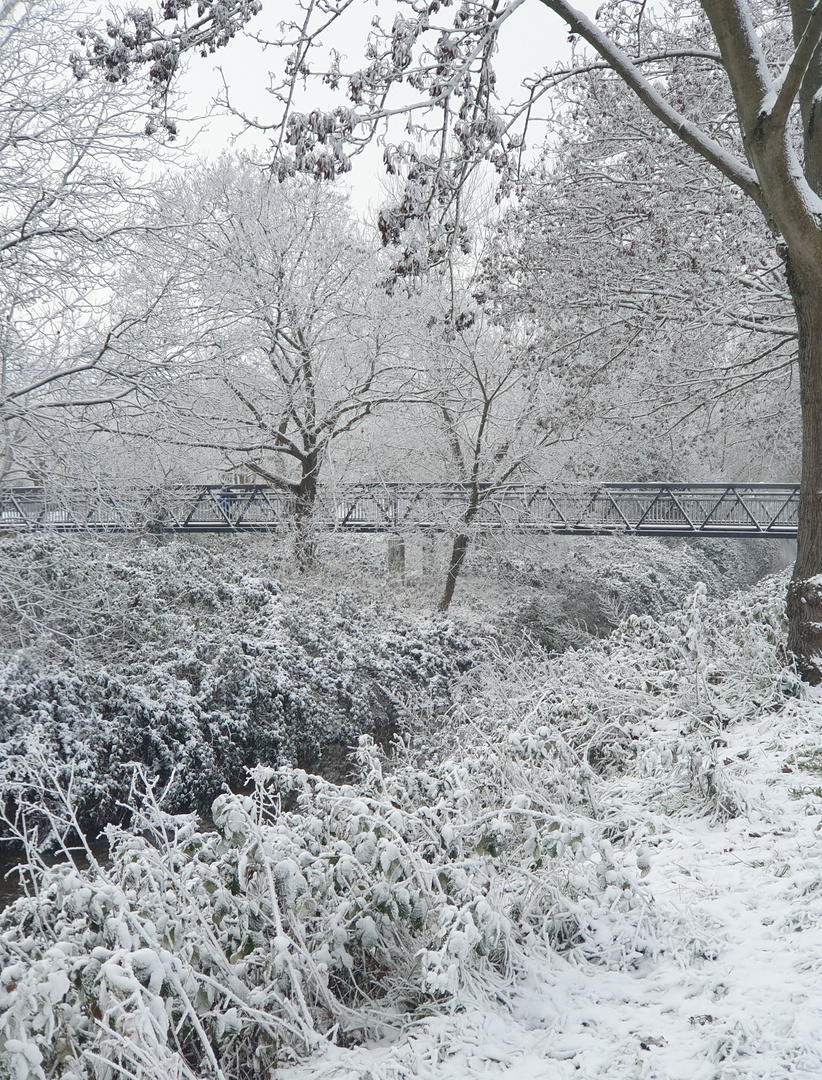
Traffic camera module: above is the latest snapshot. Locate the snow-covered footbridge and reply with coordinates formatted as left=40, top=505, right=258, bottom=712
left=0, top=482, right=800, bottom=537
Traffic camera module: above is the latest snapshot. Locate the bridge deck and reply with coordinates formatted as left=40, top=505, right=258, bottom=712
left=0, top=483, right=800, bottom=537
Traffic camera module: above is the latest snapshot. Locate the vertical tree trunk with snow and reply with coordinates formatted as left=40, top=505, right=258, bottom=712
left=439, top=533, right=469, bottom=613
left=439, top=500, right=480, bottom=613
left=780, top=0, right=822, bottom=677
left=294, top=451, right=319, bottom=568
left=786, top=256, right=822, bottom=675
left=700, top=0, right=822, bottom=681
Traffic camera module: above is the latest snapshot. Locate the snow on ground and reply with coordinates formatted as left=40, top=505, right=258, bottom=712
left=278, top=700, right=822, bottom=1080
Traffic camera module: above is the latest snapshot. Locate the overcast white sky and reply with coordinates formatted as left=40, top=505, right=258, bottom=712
left=172, top=0, right=598, bottom=218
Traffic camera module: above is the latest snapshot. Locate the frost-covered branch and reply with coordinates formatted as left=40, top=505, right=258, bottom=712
left=538, top=0, right=766, bottom=210
left=766, top=1, right=822, bottom=131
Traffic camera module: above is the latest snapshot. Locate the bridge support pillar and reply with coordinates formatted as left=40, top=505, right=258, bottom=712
left=387, top=534, right=405, bottom=576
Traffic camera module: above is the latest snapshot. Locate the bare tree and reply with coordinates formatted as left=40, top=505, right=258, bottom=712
left=524, top=0, right=822, bottom=677
left=479, top=70, right=801, bottom=484
left=134, top=161, right=421, bottom=559
left=0, top=0, right=177, bottom=487
left=372, top=281, right=566, bottom=610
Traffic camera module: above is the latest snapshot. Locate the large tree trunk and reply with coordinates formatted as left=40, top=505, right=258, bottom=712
left=294, top=454, right=319, bottom=569
left=542, top=0, right=822, bottom=679
left=785, top=255, right=822, bottom=681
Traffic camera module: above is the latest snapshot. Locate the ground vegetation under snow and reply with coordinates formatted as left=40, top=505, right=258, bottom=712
left=3, top=564, right=822, bottom=1078
left=0, top=531, right=780, bottom=843
left=0, top=536, right=478, bottom=839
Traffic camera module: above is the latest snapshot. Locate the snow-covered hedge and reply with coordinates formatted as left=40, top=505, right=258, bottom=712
left=0, top=538, right=478, bottom=836
left=485, top=534, right=788, bottom=649
left=0, top=574, right=799, bottom=1079
left=0, top=737, right=646, bottom=1080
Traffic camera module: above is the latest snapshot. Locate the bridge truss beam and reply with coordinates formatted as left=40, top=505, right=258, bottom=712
left=0, top=483, right=800, bottom=538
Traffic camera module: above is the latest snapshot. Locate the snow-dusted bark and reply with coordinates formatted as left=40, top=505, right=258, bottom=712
left=698, top=0, right=822, bottom=679
left=785, top=254, right=822, bottom=673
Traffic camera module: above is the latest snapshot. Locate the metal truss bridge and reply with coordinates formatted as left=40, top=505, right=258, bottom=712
left=0, top=483, right=800, bottom=538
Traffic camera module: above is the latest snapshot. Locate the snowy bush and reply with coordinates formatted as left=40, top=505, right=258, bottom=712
left=0, top=573, right=801, bottom=1078
left=472, top=570, right=798, bottom=826
left=0, top=538, right=479, bottom=839
left=0, top=730, right=653, bottom=1080
left=481, top=534, right=789, bottom=649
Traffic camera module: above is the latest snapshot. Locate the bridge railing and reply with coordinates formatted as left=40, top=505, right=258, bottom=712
left=0, top=482, right=801, bottom=536
left=318, top=483, right=801, bottom=536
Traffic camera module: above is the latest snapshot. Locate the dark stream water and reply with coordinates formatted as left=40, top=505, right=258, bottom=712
left=0, top=838, right=110, bottom=911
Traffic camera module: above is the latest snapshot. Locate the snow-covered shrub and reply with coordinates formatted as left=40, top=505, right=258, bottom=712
left=1, top=573, right=799, bottom=1078
left=470, top=570, right=798, bottom=825
left=0, top=538, right=479, bottom=839
left=0, top=565, right=803, bottom=1080
left=0, top=728, right=655, bottom=1079
left=479, top=534, right=790, bottom=649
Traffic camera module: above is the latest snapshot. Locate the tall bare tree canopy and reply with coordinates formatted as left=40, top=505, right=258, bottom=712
left=75, top=0, right=822, bottom=678
left=0, top=0, right=177, bottom=486
left=480, top=71, right=801, bottom=483
left=129, top=163, right=420, bottom=558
